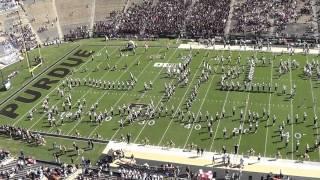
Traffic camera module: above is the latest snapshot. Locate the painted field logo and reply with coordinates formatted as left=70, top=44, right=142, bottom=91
left=0, top=49, right=95, bottom=119
left=153, top=63, right=177, bottom=68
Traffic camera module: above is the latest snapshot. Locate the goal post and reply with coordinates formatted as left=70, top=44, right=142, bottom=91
left=26, top=44, right=43, bottom=76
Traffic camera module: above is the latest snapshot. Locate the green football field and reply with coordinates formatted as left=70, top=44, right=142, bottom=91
left=0, top=38, right=319, bottom=162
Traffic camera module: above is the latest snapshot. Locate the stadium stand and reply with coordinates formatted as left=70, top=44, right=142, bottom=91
left=231, top=0, right=314, bottom=37
left=0, top=149, right=10, bottom=164
left=55, top=0, right=92, bottom=35
left=94, top=0, right=127, bottom=22
left=0, top=1, right=320, bottom=179
left=0, top=125, right=46, bottom=145
left=186, top=0, right=231, bottom=37
left=23, top=0, right=60, bottom=43
left=0, top=38, right=19, bottom=68
left=0, top=6, right=38, bottom=51
left=0, top=157, right=77, bottom=179
left=0, top=0, right=18, bottom=14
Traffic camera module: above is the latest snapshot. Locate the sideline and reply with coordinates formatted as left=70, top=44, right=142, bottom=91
left=104, top=141, right=320, bottom=179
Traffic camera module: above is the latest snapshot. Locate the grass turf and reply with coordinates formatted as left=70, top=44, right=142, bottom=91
left=0, top=38, right=319, bottom=162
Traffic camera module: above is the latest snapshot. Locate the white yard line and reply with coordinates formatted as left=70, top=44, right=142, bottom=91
left=66, top=52, right=145, bottom=135
left=12, top=45, right=88, bottom=127
left=157, top=52, right=208, bottom=146
left=233, top=52, right=259, bottom=164
left=309, top=76, right=320, bottom=159
left=208, top=50, right=239, bottom=152
left=89, top=48, right=173, bottom=138
left=306, top=55, right=320, bottom=159
left=183, top=73, right=216, bottom=148
left=209, top=91, right=230, bottom=152
left=236, top=93, right=250, bottom=151
left=264, top=57, right=274, bottom=157
left=236, top=50, right=259, bottom=157
left=27, top=46, right=113, bottom=130
left=288, top=57, right=294, bottom=160
left=131, top=52, right=180, bottom=143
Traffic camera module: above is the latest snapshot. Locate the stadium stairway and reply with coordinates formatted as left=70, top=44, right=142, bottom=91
left=89, top=0, right=96, bottom=33
left=0, top=160, right=55, bottom=179
left=123, top=0, right=131, bottom=12
left=66, top=169, right=82, bottom=180
left=311, top=0, right=319, bottom=37
left=17, top=5, right=43, bottom=45
left=224, top=0, right=235, bottom=35
left=52, top=0, right=64, bottom=40
left=0, top=157, right=14, bottom=166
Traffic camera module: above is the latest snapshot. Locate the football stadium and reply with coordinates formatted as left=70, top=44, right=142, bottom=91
left=0, top=0, right=320, bottom=179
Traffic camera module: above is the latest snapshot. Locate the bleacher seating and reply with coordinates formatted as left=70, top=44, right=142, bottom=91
left=94, top=0, right=126, bottom=22
left=0, top=157, right=77, bottom=180
left=0, top=0, right=18, bottom=14
left=23, top=0, right=60, bottom=42
left=55, top=0, right=92, bottom=35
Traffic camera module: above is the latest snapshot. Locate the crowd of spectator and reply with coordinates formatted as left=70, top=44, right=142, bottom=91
left=94, top=20, right=118, bottom=37
left=64, top=25, right=90, bottom=41
left=144, top=0, right=187, bottom=35
left=118, top=166, right=164, bottom=179
left=0, top=149, right=10, bottom=164
left=36, top=18, right=57, bottom=33
left=117, top=0, right=153, bottom=35
left=0, top=125, right=46, bottom=145
left=8, top=24, right=38, bottom=50
left=232, top=0, right=312, bottom=34
left=0, top=155, right=76, bottom=180
left=93, top=0, right=231, bottom=38
left=43, top=163, right=77, bottom=179
left=57, top=0, right=316, bottom=40
left=77, top=162, right=185, bottom=179
left=0, top=0, right=18, bottom=12
left=186, top=0, right=230, bottom=37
